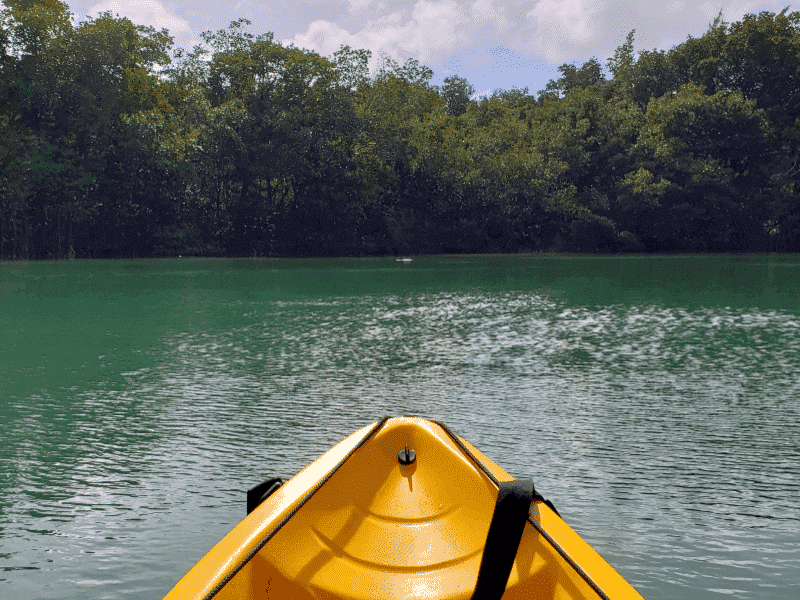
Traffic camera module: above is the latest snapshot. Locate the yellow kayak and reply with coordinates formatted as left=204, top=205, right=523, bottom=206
left=164, top=416, right=644, bottom=599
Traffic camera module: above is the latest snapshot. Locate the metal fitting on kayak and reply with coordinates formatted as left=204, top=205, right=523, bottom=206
left=398, top=443, right=416, bottom=465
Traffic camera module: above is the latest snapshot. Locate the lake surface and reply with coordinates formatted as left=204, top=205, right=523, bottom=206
left=1, top=254, right=799, bottom=600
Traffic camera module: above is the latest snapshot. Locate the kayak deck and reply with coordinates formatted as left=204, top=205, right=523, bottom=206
left=164, top=416, right=643, bottom=599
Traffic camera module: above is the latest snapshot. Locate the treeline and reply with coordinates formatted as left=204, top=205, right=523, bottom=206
left=1, top=1, right=800, bottom=259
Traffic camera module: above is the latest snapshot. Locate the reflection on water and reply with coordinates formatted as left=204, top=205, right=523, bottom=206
left=1, top=255, right=799, bottom=599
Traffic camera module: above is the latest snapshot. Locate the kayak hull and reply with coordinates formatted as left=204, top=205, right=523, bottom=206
left=164, top=416, right=644, bottom=599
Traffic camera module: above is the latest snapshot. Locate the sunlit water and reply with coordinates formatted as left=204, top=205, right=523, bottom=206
left=1, top=255, right=799, bottom=599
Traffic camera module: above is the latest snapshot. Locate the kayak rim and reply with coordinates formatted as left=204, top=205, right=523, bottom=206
left=203, top=416, right=391, bottom=600
left=431, top=419, right=612, bottom=600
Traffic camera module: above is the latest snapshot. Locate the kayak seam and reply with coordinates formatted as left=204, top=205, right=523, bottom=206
left=309, top=525, right=483, bottom=573
left=203, top=416, right=391, bottom=600
left=431, top=419, right=610, bottom=600
left=361, top=503, right=459, bottom=523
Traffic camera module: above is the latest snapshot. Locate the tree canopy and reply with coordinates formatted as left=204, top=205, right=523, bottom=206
left=2, top=5, right=799, bottom=258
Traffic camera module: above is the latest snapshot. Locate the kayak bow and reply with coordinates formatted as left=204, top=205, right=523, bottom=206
left=164, top=416, right=644, bottom=599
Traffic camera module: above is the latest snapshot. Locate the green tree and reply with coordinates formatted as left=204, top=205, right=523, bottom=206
left=66, top=11, right=174, bottom=256
left=628, top=49, right=680, bottom=108
left=333, top=45, right=371, bottom=92
left=1, top=0, right=76, bottom=257
left=255, top=48, right=364, bottom=255
left=606, top=30, right=636, bottom=97
left=541, top=57, right=605, bottom=98
left=348, top=54, right=444, bottom=252
left=440, top=75, right=475, bottom=116
left=0, top=15, right=37, bottom=258
left=632, top=83, right=773, bottom=250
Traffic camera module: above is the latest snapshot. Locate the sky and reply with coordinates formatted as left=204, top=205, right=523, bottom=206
left=9, top=1, right=800, bottom=97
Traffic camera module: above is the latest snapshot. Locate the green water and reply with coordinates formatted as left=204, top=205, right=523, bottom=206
left=1, top=255, right=799, bottom=599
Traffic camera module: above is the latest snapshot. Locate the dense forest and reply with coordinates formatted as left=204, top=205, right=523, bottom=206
left=1, top=1, right=800, bottom=259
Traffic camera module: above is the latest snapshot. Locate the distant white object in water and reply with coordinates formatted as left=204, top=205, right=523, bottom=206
left=396, top=257, right=413, bottom=263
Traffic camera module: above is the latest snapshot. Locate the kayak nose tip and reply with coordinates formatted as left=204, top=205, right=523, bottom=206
left=398, top=443, right=416, bottom=465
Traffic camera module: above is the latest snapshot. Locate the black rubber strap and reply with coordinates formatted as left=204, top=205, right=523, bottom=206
left=471, top=478, right=534, bottom=600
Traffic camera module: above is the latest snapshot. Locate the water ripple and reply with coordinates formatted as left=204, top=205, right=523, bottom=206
left=1, top=257, right=798, bottom=599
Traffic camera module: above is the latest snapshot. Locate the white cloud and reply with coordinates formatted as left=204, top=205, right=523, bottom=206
left=283, top=0, right=793, bottom=75
left=65, top=0, right=793, bottom=83
left=347, top=0, right=379, bottom=15
left=666, top=0, right=687, bottom=14
left=284, top=0, right=515, bottom=73
left=522, top=0, right=604, bottom=62
left=88, top=0, right=192, bottom=36
left=471, top=87, right=492, bottom=99
left=86, top=0, right=203, bottom=56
